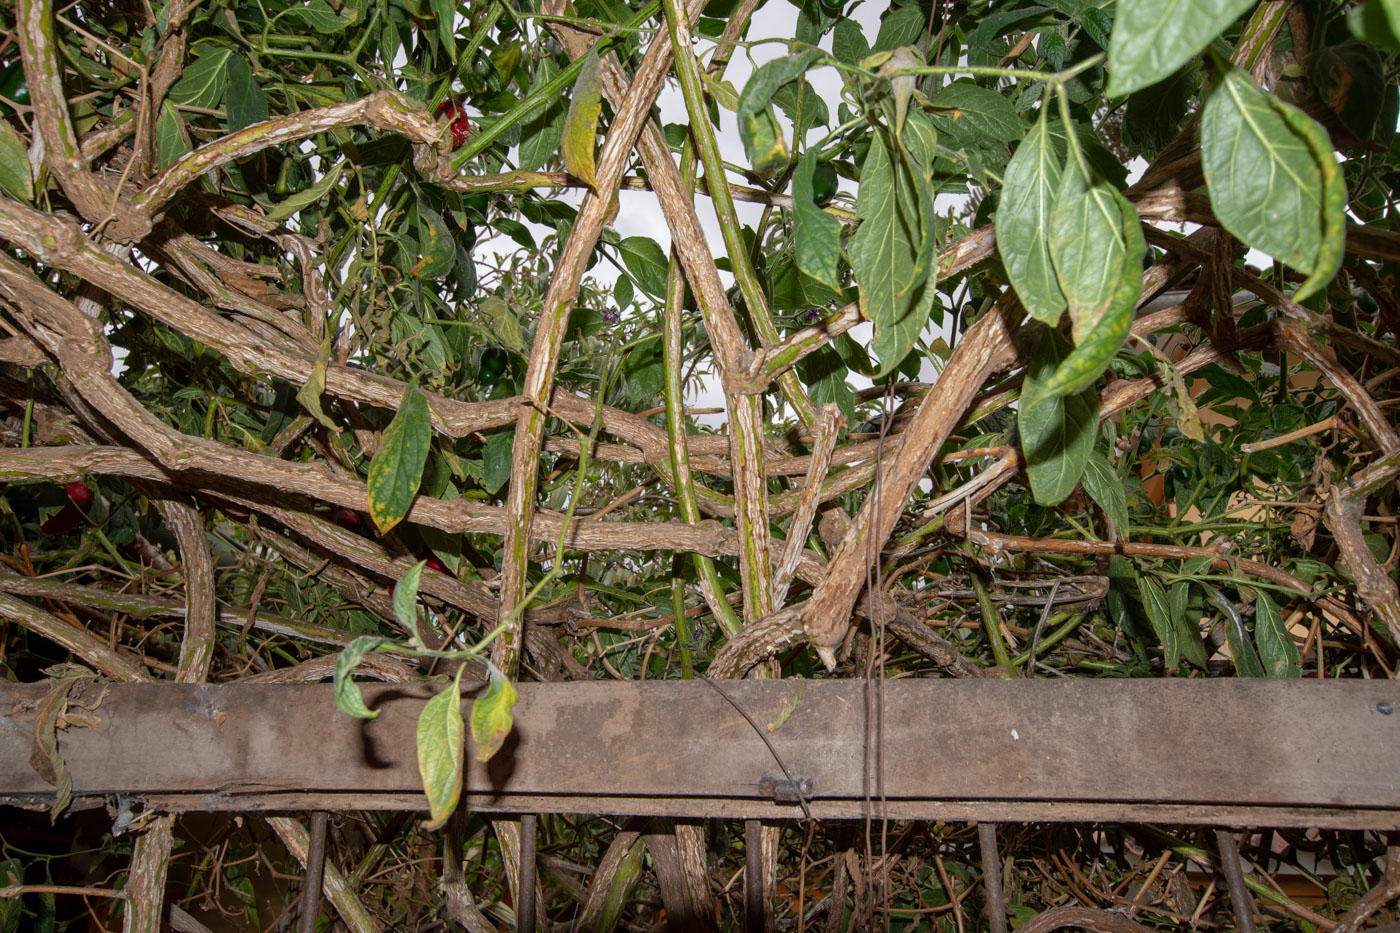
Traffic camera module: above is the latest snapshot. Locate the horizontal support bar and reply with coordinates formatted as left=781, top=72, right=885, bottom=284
left=1, top=680, right=1396, bottom=827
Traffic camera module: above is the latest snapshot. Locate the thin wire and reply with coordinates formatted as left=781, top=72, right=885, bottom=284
left=696, top=673, right=812, bottom=821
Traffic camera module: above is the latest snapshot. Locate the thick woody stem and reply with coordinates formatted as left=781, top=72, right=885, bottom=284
left=133, top=93, right=440, bottom=216
left=801, top=303, right=1020, bottom=660
left=15, top=0, right=133, bottom=233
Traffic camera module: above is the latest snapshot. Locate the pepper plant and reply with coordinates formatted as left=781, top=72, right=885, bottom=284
left=1, top=0, right=1399, bottom=928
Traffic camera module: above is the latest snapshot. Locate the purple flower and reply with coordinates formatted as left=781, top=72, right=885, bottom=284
left=602, top=306, right=621, bottom=324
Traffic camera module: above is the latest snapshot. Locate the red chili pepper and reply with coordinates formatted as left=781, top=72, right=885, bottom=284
left=42, top=481, right=92, bottom=535
left=436, top=99, right=472, bottom=150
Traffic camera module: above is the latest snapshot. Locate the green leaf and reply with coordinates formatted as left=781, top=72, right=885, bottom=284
left=1050, top=168, right=1129, bottom=342
left=519, top=62, right=566, bottom=172
left=737, top=49, right=822, bottom=177
left=284, top=0, right=360, bottom=32
left=929, top=82, right=1023, bottom=145
left=1106, top=0, right=1255, bottom=97
left=798, top=345, right=856, bottom=425
left=792, top=151, right=841, bottom=294
left=1349, top=0, right=1400, bottom=52
left=483, top=430, right=513, bottom=495
left=168, top=43, right=233, bottom=110
left=0, top=120, right=32, bottom=201
left=333, top=635, right=396, bottom=719
left=999, top=110, right=1065, bottom=324
left=849, top=133, right=938, bottom=377
left=224, top=54, right=268, bottom=132
left=1138, top=576, right=1180, bottom=672
left=410, top=206, right=457, bottom=280
left=1019, top=329, right=1099, bottom=506
left=704, top=73, right=740, bottom=111
left=266, top=159, right=345, bottom=222
left=430, top=0, right=456, bottom=59
left=1169, top=580, right=1210, bottom=670
left=562, top=50, right=603, bottom=189
left=394, top=560, right=427, bottom=633
left=419, top=664, right=466, bottom=830
left=155, top=101, right=189, bottom=170
left=367, top=382, right=432, bottom=534
left=1034, top=174, right=1144, bottom=406
left=1204, top=584, right=1265, bottom=677
left=479, top=295, right=525, bottom=355
left=1081, top=450, right=1128, bottom=536
left=618, top=236, right=669, bottom=300
left=1202, top=62, right=1343, bottom=297
left=470, top=662, right=518, bottom=762
left=873, top=5, right=925, bottom=52
left=832, top=18, right=870, bottom=65
left=1253, top=591, right=1301, bottom=677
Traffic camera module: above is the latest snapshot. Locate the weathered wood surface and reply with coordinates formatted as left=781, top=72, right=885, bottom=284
left=2, top=680, right=1396, bottom=828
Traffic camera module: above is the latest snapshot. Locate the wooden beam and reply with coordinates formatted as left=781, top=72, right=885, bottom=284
left=1, top=681, right=1396, bottom=828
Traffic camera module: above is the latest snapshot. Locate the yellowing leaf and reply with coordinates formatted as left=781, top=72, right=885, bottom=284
left=419, top=664, right=466, bottom=830
left=562, top=50, right=603, bottom=189
left=470, top=663, right=518, bottom=762
left=296, top=339, right=342, bottom=433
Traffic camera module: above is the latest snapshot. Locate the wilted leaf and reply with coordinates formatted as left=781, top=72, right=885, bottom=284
left=297, top=339, right=342, bottom=433
left=1033, top=173, right=1144, bottom=406
left=266, top=159, right=345, bottom=222
left=563, top=50, right=603, bottom=189
left=394, top=560, right=427, bottom=633
left=737, top=49, right=822, bottom=177
left=410, top=206, right=457, bottom=280
left=332, top=636, right=395, bottom=719
left=1204, top=584, right=1265, bottom=677
left=367, top=382, right=432, bottom=534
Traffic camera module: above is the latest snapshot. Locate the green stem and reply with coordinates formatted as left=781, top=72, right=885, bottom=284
left=971, top=573, right=1015, bottom=675
left=1011, top=611, right=1082, bottom=667
left=663, top=141, right=743, bottom=637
